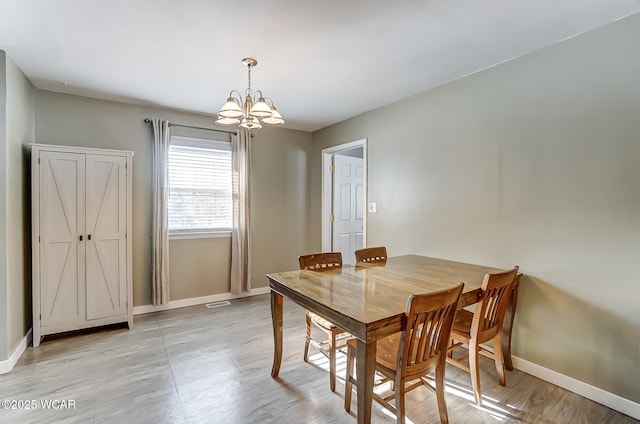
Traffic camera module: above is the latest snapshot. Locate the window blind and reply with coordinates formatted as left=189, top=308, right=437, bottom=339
left=168, top=140, right=232, bottom=232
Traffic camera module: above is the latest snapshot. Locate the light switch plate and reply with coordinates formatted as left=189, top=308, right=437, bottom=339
left=368, top=202, right=377, bottom=213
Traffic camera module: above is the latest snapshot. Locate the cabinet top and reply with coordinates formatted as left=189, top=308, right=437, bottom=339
left=31, top=143, right=134, bottom=157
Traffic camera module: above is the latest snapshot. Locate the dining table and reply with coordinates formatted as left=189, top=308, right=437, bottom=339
left=267, top=255, right=519, bottom=424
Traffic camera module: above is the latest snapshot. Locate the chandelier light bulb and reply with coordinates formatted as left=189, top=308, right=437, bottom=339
left=250, top=97, right=273, bottom=117
left=215, top=116, right=241, bottom=125
left=239, top=116, right=262, bottom=130
left=219, top=97, right=243, bottom=118
left=262, top=107, right=284, bottom=125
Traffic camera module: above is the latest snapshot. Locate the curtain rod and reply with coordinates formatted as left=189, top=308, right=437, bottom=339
left=143, top=118, right=237, bottom=135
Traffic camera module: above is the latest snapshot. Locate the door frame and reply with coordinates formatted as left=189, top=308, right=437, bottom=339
left=321, top=138, right=367, bottom=252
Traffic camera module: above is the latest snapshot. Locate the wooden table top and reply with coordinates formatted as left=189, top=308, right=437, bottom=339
left=267, top=255, right=506, bottom=340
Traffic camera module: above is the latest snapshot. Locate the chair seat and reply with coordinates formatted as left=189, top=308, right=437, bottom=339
left=310, top=312, right=346, bottom=332
left=347, top=333, right=402, bottom=373
left=451, top=309, right=473, bottom=337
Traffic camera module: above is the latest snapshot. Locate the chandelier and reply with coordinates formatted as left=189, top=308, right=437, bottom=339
left=215, top=58, right=285, bottom=130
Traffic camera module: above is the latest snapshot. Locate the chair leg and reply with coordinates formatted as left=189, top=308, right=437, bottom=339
left=494, top=333, right=507, bottom=386
left=395, top=377, right=405, bottom=424
left=329, top=331, right=337, bottom=392
left=303, top=311, right=311, bottom=362
left=344, top=343, right=355, bottom=412
left=435, top=363, right=449, bottom=424
left=469, top=340, right=482, bottom=406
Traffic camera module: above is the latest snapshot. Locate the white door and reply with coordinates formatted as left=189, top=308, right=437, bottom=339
left=332, top=154, right=364, bottom=264
left=85, top=154, right=128, bottom=320
left=39, top=151, right=86, bottom=327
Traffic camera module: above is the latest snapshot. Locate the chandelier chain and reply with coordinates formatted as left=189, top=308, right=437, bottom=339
left=246, top=64, right=252, bottom=96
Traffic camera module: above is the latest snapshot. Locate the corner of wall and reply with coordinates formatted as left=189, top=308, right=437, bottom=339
left=0, top=49, right=9, bottom=361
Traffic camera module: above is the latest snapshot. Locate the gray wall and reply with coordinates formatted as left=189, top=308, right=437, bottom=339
left=0, top=51, right=35, bottom=360
left=251, top=126, right=312, bottom=285
left=312, top=15, right=640, bottom=402
left=34, top=91, right=311, bottom=305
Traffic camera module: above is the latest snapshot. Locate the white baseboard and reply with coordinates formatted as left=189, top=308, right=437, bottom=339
left=0, top=328, right=32, bottom=375
left=512, top=356, right=640, bottom=420
left=133, top=287, right=270, bottom=315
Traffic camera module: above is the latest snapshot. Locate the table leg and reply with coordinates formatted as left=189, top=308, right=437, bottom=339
left=271, top=290, right=283, bottom=378
left=502, top=273, right=521, bottom=371
left=356, top=338, right=376, bottom=424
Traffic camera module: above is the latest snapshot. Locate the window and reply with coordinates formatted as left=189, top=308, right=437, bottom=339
left=168, top=136, right=232, bottom=236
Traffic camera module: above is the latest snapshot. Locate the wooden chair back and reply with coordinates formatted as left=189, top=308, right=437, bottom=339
left=298, top=251, right=346, bottom=392
left=400, top=283, right=464, bottom=381
left=298, top=252, right=343, bottom=271
left=354, top=246, right=387, bottom=264
left=472, top=266, right=519, bottom=343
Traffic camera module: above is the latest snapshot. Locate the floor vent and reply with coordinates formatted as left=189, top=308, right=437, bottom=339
left=205, top=301, right=231, bottom=309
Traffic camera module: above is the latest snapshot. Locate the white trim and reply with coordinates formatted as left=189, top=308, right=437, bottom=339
left=133, top=287, right=270, bottom=315
left=321, top=152, right=333, bottom=251
left=30, top=143, right=135, bottom=157
left=0, top=328, right=32, bottom=374
left=512, top=356, right=640, bottom=420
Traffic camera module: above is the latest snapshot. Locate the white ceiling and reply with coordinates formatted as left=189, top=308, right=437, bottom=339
left=1, top=0, right=639, bottom=132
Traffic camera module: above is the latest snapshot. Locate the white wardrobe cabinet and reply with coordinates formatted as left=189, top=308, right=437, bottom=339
left=31, top=144, right=133, bottom=347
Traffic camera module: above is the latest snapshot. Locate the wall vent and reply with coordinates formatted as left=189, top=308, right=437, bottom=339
left=205, top=301, right=231, bottom=309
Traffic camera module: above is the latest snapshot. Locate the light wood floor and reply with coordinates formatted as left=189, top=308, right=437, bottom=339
left=1, top=294, right=637, bottom=424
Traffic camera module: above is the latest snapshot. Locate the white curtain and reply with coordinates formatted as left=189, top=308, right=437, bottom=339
left=230, top=130, right=251, bottom=294
left=151, top=118, right=172, bottom=305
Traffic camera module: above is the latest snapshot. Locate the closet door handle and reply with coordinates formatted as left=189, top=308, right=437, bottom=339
left=88, top=234, right=92, bottom=241
left=79, top=235, right=83, bottom=241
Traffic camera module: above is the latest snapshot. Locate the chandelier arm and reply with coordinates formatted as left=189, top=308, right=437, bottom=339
left=229, top=90, right=243, bottom=103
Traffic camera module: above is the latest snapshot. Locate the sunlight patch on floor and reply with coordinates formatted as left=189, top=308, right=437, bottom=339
left=380, top=407, right=416, bottom=424
left=307, top=351, right=347, bottom=383
left=442, top=380, right=517, bottom=422
left=307, top=350, right=522, bottom=423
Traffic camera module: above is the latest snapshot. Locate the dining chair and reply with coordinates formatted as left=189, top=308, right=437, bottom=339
left=446, top=266, right=519, bottom=406
left=298, top=252, right=349, bottom=392
left=354, top=246, right=388, bottom=264
left=344, top=283, right=464, bottom=424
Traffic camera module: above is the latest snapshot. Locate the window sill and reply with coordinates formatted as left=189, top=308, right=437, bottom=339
left=169, top=231, right=232, bottom=240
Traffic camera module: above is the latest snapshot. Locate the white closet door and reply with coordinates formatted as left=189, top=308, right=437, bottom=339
left=332, top=154, right=364, bottom=264
left=85, top=154, right=128, bottom=320
left=39, top=151, right=86, bottom=327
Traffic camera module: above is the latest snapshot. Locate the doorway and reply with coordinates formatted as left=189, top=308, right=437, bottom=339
left=321, top=139, right=367, bottom=265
